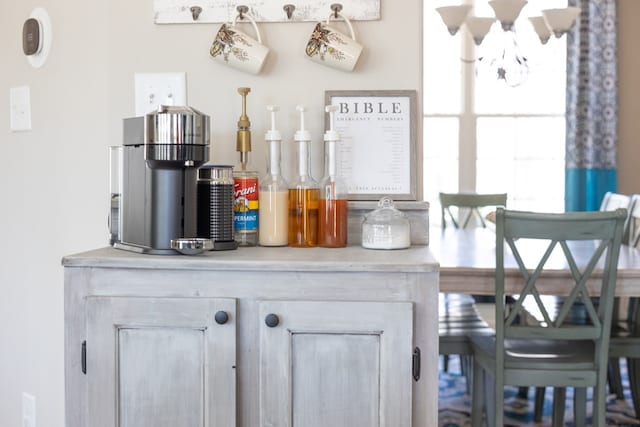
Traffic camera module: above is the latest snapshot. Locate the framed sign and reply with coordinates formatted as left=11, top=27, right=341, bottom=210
left=325, top=90, right=417, bottom=201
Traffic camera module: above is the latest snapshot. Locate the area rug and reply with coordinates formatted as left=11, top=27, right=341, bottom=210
left=438, top=359, right=640, bottom=427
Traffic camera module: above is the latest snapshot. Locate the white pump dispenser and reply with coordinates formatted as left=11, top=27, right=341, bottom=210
left=324, top=105, right=340, bottom=177
left=265, top=105, right=282, bottom=176
left=294, top=105, right=312, bottom=178
left=259, top=105, right=288, bottom=246
left=288, top=105, right=319, bottom=247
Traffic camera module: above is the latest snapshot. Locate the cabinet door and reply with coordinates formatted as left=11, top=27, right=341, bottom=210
left=86, top=297, right=236, bottom=427
left=259, top=300, right=414, bottom=427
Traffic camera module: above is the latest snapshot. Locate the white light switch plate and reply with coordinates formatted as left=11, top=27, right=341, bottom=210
left=10, top=86, right=32, bottom=131
left=22, top=392, right=36, bottom=427
left=134, top=72, right=187, bottom=116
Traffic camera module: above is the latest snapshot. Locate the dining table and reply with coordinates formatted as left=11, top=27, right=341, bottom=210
left=429, top=225, right=640, bottom=417
left=430, top=225, right=640, bottom=297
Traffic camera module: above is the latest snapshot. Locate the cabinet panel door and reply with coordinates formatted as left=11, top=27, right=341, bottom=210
left=259, top=300, right=413, bottom=427
left=86, top=297, right=236, bottom=427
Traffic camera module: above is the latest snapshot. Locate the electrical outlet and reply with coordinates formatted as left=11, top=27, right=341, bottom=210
left=10, top=86, right=32, bottom=131
left=134, top=72, right=187, bottom=116
left=22, top=392, right=36, bottom=427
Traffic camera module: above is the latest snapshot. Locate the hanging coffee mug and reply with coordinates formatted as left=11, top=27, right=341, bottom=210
left=305, top=12, right=363, bottom=72
left=210, top=12, right=269, bottom=75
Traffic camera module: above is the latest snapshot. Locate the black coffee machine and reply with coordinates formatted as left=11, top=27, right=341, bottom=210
left=115, top=105, right=210, bottom=254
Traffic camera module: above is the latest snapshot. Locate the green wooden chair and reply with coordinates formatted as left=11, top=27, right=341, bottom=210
left=609, top=193, right=640, bottom=418
left=438, top=192, right=506, bottom=389
left=470, top=208, right=626, bottom=427
left=598, top=192, right=632, bottom=402
left=439, top=292, right=494, bottom=392
left=533, top=192, right=634, bottom=422
left=439, top=192, right=507, bottom=229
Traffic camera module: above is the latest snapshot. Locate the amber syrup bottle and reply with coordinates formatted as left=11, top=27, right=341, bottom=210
left=288, top=106, right=319, bottom=247
left=319, top=105, right=348, bottom=247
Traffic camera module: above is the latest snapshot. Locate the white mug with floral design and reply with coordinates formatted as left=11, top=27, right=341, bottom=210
left=305, top=13, right=363, bottom=72
left=210, top=12, right=269, bottom=75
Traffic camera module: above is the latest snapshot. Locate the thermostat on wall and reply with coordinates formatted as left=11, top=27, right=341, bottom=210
left=23, top=18, right=42, bottom=55
left=23, top=8, right=52, bottom=68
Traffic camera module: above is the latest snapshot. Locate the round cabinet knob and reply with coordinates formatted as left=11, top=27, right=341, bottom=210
left=265, top=313, right=280, bottom=328
left=215, top=311, right=229, bottom=325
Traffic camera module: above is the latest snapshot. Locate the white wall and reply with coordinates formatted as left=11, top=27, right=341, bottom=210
left=0, top=1, right=422, bottom=426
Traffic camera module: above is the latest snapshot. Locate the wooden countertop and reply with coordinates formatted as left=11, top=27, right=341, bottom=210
left=62, top=244, right=439, bottom=274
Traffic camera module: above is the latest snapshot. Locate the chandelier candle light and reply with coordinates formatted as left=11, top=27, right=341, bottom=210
left=435, top=0, right=580, bottom=86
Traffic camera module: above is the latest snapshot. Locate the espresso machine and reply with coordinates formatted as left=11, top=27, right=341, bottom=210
left=114, top=105, right=210, bottom=254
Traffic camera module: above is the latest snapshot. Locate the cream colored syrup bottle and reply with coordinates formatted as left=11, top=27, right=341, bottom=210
left=259, top=105, right=289, bottom=246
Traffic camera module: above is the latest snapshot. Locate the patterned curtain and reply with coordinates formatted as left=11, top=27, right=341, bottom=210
left=565, top=0, right=617, bottom=212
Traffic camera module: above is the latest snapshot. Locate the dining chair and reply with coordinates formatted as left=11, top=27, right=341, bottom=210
left=609, top=193, right=640, bottom=417
left=533, top=192, right=633, bottom=422
left=439, top=293, right=494, bottom=392
left=470, top=207, right=627, bottom=427
left=439, top=192, right=507, bottom=229
left=438, top=192, right=506, bottom=389
left=599, top=192, right=632, bottom=400
left=600, top=191, right=632, bottom=246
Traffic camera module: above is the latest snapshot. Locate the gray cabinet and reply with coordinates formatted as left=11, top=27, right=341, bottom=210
left=259, top=300, right=414, bottom=427
left=63, top=245, right=439, bottom=426
left=85, top=297, right=236, bottom=427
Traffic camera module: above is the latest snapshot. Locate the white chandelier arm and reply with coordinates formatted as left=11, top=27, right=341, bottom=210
left=529, top=16, right=551, bottom=44
left=465, top=16, right=496, bottom=45
left=435, top=4, right=472, bottom=36
left=489, top=0, right=527, bottom=31
left=542, top=7, right=581, bottom=38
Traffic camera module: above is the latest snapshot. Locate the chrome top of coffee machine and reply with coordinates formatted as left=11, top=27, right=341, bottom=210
left=115, top=105, right=210, bottom=254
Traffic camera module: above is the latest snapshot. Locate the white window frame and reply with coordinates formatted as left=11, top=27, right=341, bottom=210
left=423, top=0, right=566, bottom=219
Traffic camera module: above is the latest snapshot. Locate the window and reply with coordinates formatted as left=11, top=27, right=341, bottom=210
left=424, top=0, right=567, bottom=223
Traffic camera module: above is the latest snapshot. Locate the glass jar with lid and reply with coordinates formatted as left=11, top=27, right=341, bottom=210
left=361, top=197, right=411, bottom=249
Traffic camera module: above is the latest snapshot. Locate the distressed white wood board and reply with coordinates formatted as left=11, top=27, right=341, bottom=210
left=153, top=0, right=381, bottom=24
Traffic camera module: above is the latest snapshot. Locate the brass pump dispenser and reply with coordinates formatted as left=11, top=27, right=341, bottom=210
left=236, top=87, right=252, bottom=169
left=233, top=87, right=259, bottom=246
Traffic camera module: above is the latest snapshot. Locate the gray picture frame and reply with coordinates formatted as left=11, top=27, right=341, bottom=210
left=325, top=90, right=417, bottom=201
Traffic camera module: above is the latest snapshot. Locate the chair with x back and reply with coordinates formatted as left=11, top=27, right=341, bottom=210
left=532, top=192, right=633, bottom=423
left=609, top=193, right=640, bottom=418
left=438, top=192, right=506, bottom=391
left=599, top=192, right=632, bottom=400
left=440, top=192, right=507, bottom=229
left=470, top=208, right=626, bottom=427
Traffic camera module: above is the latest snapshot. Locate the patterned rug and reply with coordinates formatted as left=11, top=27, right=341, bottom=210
left=438, top=358, right=640, bottom=426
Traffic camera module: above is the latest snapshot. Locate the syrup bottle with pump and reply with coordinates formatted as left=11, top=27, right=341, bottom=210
left=288, top=106, right=319, bottom=247
left=233, top=87, right=259, bottom=246
left=319, top=105, right=348, bottom=247
left=259, top=105, right=288, bottom=246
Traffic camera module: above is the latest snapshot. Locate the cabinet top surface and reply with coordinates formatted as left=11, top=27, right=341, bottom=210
left=62, top=245, right=439, bottom=273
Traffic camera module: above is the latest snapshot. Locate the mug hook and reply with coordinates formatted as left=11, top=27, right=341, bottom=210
left=236, top=5, right=249, bottom=20
left=232, top=10, right=263, bottom=44
left=330, top=3, right=343, bottom=19
left=283, top=4, right=295, bottom=20
left=190, top=6, right=202, bottom=21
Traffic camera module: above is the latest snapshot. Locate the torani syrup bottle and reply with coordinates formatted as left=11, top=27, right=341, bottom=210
left=318, top=105, right=348, bottom=247
left=288, top=106, right=319, bottom=247
left=259, top=105, right=288, bottom=246
left=233, top=87, right=259, bottom=246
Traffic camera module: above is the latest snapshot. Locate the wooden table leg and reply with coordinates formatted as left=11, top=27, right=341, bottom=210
left=628, top=358, right=640, bottom=419
left=630, top=298, right=640, bottom=419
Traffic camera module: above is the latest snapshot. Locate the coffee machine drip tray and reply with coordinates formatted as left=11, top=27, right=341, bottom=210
left=114, top=241, right=181, bottom=255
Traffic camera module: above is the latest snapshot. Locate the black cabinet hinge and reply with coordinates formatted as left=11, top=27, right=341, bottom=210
left=81, top=340, right=87, bottom=375
left=412, top=347, right=420, bottom=381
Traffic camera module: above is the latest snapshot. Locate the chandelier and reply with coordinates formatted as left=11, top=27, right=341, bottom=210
left=435, top=0, right=580, bottom=87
